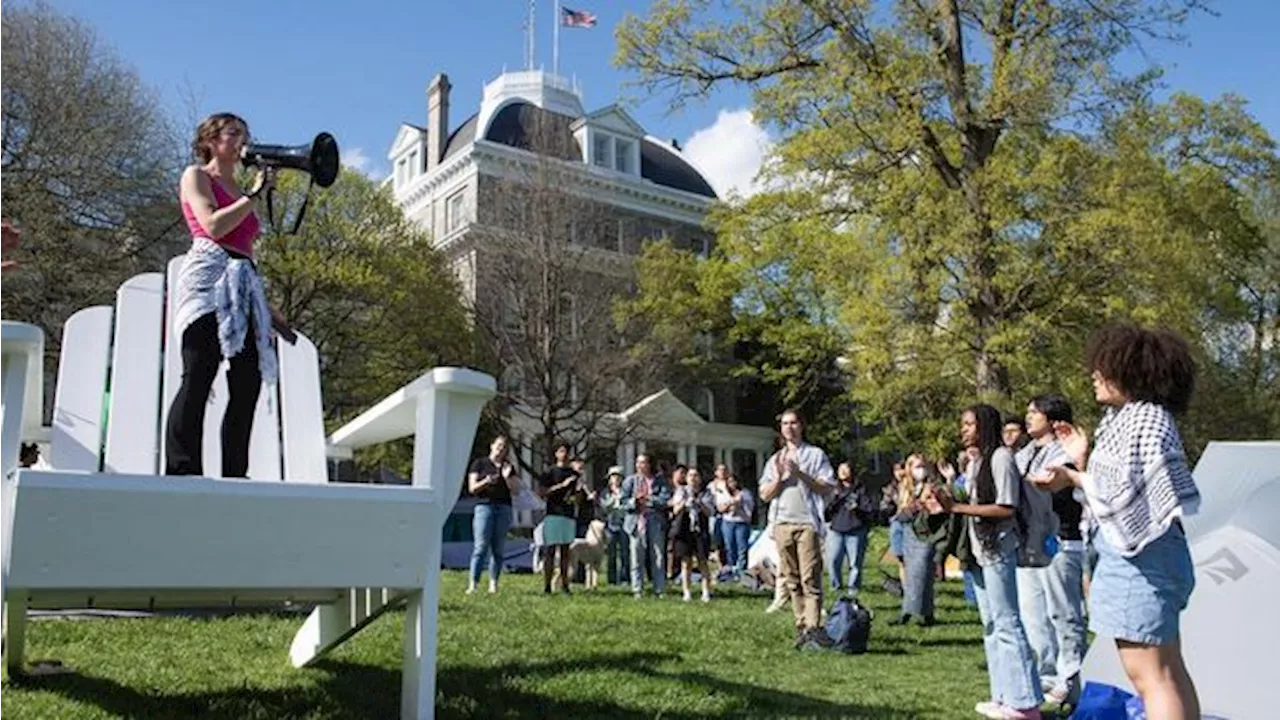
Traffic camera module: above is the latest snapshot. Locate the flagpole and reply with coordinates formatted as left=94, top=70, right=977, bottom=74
left=528, top=0, right=536, bottom=70
left=553, top=0, right=560, bottom=76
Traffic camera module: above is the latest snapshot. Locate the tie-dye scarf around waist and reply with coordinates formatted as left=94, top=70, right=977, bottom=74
left=171, top=238, right=277, bottom=386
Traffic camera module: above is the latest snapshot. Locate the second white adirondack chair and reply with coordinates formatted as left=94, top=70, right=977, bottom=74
left=1, top=255, right=495, bottom=720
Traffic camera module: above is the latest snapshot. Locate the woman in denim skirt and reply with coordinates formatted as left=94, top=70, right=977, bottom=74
left=1035, top=323, right=1202, bottom=718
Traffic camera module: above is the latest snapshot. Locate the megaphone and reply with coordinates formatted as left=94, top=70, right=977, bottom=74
left=241, top=132, right=340, bottom=188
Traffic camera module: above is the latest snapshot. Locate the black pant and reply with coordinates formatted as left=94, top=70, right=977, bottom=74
left=164, top=312, right=261, bottom=476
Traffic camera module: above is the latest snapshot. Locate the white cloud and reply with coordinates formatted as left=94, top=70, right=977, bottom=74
left=682, top=109, right=773, bottom=200
left=341, top=146, right=384, bottom=180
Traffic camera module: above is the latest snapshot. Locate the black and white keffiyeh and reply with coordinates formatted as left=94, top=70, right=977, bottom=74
left=1080, top=401, right=1200, bottom=557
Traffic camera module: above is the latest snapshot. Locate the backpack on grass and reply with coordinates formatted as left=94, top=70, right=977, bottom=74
left=824, top=597, right=872, bottom=654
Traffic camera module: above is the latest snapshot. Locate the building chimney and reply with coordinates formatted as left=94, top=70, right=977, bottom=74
left=427, top=73, right=451, bottom=172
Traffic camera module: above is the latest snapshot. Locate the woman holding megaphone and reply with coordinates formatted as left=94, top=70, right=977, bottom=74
left=166, top=112, right=293, bottom=477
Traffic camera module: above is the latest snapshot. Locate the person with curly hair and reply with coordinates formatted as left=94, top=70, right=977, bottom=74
left=1033, top=323, right=1201, bottom=718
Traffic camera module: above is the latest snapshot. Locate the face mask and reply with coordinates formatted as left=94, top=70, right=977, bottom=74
left=911, top=466, right=927, bottom=482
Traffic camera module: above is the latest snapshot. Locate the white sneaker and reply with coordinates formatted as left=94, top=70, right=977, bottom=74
left=975, top=701, right=1004, bottom=719
left=765, top=597, right=787, bottom=614
left=488, top=582, right=498, bottom=594
left=683, top=591, right=692, bottom=602
left=465, top=585, right=476, bottom=596
left=701, top=591, right=711, bottom=603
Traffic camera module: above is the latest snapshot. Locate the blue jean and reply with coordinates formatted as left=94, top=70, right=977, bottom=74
left=469, top=503, right=514, bottom=584
left=825, top=528, right=868, bottom=592
left=606, top=527, right=629, bottom=585
left=974, top=545, right=1044, bottom=709
left=963, top=567, right=979, bottom=607
left=723, top=521, right=750, bottom=574
left=889, top=518, right=907, bottom=558
left=901, top=526, right=936, bottom=618
left=1016, top=566, right=1057, bottom=682
left=1089, top=522, right=1194, bottom=646
left=1042, top=547, right=1087, bottom=688
left=629, top=513, right=668, bottom=595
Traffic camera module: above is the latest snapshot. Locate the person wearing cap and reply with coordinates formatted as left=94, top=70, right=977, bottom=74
left=599, top=466, right=629, bottom=585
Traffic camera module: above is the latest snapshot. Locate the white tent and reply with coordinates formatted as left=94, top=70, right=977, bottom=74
left=1080, top=441, right=1280, bottom=719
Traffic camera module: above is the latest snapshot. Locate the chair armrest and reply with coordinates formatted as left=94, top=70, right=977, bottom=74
left=323, top=367, right=494, bottom=508
left=326, top=368, right=495, bottom=451
left=2, top=322, right=45, bottom=476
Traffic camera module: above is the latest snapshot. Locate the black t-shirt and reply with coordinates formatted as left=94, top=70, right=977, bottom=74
left=468, top=457, right=513, bottom=505
left=1052, top=487, right=1084, bottom=541
left=540, top=466, right=579, bottom=518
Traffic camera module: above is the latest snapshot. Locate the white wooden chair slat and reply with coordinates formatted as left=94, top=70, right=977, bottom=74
left=278, top=335, right=328, bottom=483
left=103, top=273, right=164, bottom=474
left=50, top=306, right=113, bottom=472
left=160, top=257, right=185, bottom=471
left=247, top=379, right=283, bottom=481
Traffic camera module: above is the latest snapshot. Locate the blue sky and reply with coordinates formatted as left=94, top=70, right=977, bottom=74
left=41, top=0, right=1280, bottom=192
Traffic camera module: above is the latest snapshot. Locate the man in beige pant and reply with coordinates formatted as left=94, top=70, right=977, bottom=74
left=759, top=409, right=835, bottom=649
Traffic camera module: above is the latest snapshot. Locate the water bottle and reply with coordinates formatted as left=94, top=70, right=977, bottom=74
left=1043, top=534, right=1059, bottom=558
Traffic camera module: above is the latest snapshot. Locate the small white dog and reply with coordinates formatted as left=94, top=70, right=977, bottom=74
left=568, top=520, right=608, bottom=590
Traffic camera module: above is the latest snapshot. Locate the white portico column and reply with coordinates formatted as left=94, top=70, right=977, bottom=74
left=756, top=445, right=770, bottom=480
left=621, top=442, right=636, bottom=474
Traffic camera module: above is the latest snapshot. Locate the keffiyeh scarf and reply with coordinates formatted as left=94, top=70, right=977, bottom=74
left=1081, top=401, right=1200, bottom=557
left=172, top=237, right=278, bottom=386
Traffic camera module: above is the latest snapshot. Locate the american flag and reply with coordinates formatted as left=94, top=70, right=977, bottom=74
left=562, top=6, right=597, bottom=28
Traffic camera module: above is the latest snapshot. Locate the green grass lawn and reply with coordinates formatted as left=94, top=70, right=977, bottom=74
left=2, top=533, right=994, bottom=719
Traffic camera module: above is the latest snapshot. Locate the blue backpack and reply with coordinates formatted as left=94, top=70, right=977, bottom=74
left=824, top=597, right=871, bottom=654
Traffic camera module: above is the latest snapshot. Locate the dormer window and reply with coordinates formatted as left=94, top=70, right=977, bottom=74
left=588, top=129, right=638, bottom=175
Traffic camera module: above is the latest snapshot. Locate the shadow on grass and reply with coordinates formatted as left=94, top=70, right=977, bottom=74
left=13, top=650, right=914, bottom=719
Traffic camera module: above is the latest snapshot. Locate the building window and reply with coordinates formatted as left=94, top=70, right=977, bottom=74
left=593, top=133, right=611, bottom=168
left=502, top=300, right=523, bottom=335
left=558, top=293, right=577, bottom=339
left=606, top=377, right=628, bottom=409
left=614, top=139, right=634, bottom=174
left=692, top=386, right=716, bottom=423
left=446, top=190, right=466, bottom=232
left=409, top=150, right=419, bottom=177
left=499, top=366, right=525, bottom=398
left=396, top=159, right=407, bottom=187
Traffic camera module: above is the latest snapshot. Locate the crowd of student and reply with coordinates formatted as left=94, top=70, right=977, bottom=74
left=464, top=322, right=1205, bottom=720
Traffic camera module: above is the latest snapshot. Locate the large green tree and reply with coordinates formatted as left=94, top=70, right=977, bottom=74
left=617, top=1, right=1277, bottom=455
left=254, top=170, right=477, bottom=475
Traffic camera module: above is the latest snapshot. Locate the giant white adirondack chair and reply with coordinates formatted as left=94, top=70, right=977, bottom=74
left=1, top=256, right=495, bottom=720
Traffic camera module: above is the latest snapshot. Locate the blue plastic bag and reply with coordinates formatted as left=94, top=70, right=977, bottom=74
left=1071, top=683, right=1134, bottom=720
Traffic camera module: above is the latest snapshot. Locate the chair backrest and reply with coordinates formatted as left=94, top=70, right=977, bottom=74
left=49, top=256, right=328, bottom=481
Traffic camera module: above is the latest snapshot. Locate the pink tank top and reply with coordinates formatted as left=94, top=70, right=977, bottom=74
left=181, top=172, right=260, bottom=258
